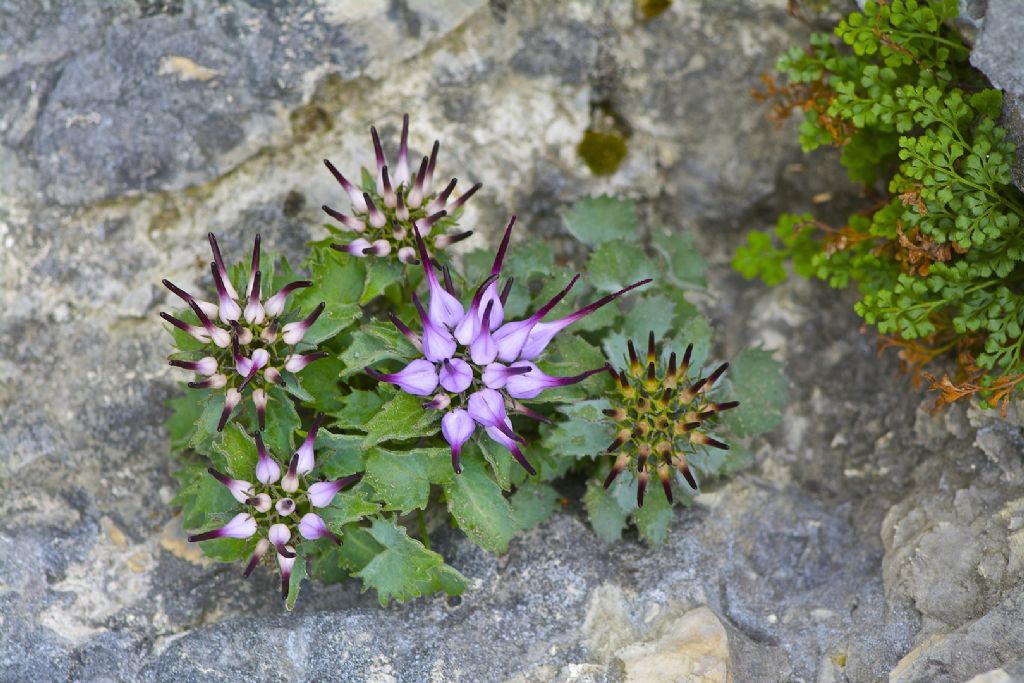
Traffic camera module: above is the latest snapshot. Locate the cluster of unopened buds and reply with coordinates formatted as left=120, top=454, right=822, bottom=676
left=161, top=233, right=327, bottom=431
left=186, top=417, right=358, bottom=600
left=366, top=216, right=650, bottom=473
left=602, top=333, right=738, bottom=506
left=323, top=114, right=480, bottom=263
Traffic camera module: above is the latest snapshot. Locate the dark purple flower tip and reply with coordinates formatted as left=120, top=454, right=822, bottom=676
left=434, top=230, right=473, bottom=250
left=637, top=469, right=649, bottom=507
left=371, top=125, right=387, bottom=173
left=691, top=432, right=729, bottom=450
left=186, top=374, right=227, bottom=390
left=680, top=464, right=699, bottom=490
left=246, top=234, right=262, bottom=294
left=705, top=362, right=729, bottom=389
left=188, top=513, right=257, bottom=542
left=324, top=159, right=367, bottom=211
left=449, top=182, right=482, bottom=211
left=425, top=140, right=440, bottom=193
left=382, top=165, right=396, bottom=204
left=217, top=388, right=242, bottom=432
left=207, top=232, right=237, bottom=299
left=442, top=266, right=456, bottom=296
left=322, top=204, right=367, bottom=232
left=282, top=301, right=325, bottom=346
left=603, top=453, right=630, bottom=489
left=243, top=538, right=271, bottom=578
left=659, top=466, right=674, bottom=505
left=409, top=155, right=429, bottom=206
left=517, top=279, right=653, bottom=361
left=510, top=400, right=551, bottom=424
left=491, top=215, right=517, bottom=276
left=396, top=113, right=411, bottom=183
left=414, top=209, right=448, bottom=233
left=506, top=441, right=536, bottom=475
left=363, top=192, right=387, bottom=228
left=386, top=312, right=423, bottom=350
left=162, top=279, right=197, bottom=305
left=499, top=278, right=514, bottom=306
left=428, top=178, right=457, bottom=213
left=169, top=357, right=218, bottom=375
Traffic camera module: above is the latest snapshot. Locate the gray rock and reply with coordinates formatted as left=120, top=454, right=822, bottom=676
left=969, top=0, right=1024, bottom=190
left=2, top=0, right=1024, bottom=681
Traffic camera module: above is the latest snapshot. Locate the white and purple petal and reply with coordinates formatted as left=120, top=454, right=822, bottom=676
left=441, top=408, right=475, bottom=473
left=366, top=358, right=438, bottom=396
left=439, top=358, right=472, bottom=394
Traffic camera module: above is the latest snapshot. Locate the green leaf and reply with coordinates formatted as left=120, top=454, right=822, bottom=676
left=364, top=447, right=437, bottom=512
left=338, top=525, right=385, bottom=573
left=188, top=393, right=225, bottom=456
left=293, top=249, right=364, bottom=344
left=586, top=239, right=658, bottom=294
left=355, top=517, right=468, bottom=605
left=443, top=459, right=518, bottom=554
left=541, top=400, right=611, bottom=458
left=306, top=544, right=348, bottom=584
left=300, top=302, right=360, bottom=346
left=339, top=322, right=419, bottom=379
left=510, top=481, right=560, bottom=531
left=263, top=386, right=301, bottom=456
left=562, top=195, right=637, bottom=247
left=722, top=347, right=786, bottom=437
left=318, top=487, right=381, bottom=530
left=293, top=355, right=345, bottom=413
left=213, top=423, right=257, bottom=481
left=315, top=430, right=365, bottom=478
left=361, top=259, right=405, bottom=304
left=172, top=463, right=237, bottom=530
left=198, top=535, right=256, bottom=563
left=165, top=388, right=208, bottom=452
left=632, top=491, right=673, bottom=545
left=583, top=480, right=629, bottom=543
left=623, top=293, right=677, bottom=342
left=362, top=392, right=440, bottom=447
left=281, top=372, right=316, bottom=404
left=537, top=335, right=609, bottom=402
left=476, top=438, right=515, bottom=491
left=329, top=390, right=385, bottom=429
left=651, top=228, right=706, bottom=288
left=285, top=554, right=307, bottom=611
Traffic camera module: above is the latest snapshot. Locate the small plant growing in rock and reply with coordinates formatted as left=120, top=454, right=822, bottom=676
left=736, top=0, right=1024, bottom=414
left=162, top=119, right=785, bottom=608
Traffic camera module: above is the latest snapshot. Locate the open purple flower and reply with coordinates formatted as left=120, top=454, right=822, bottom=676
left=187, top=426, right=360, bottom=601
left=162, top=233, right=327, bottom=431
left=366, top=216, right=650, bottom=473
left=324, top=114, right=479, bottom=263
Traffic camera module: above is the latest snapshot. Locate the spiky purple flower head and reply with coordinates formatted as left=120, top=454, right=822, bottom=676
left=161, top=233, right=327, bottom=432
left=366, top=216, right=650, bottom=473
left=324, top=114, right=479, bottom=263
left=187, top=426, right=360, bottom=602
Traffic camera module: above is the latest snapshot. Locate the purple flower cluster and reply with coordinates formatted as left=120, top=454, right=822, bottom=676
left=367, top=217, right=650, bottom=473
left=187, top=417, right=358, bottom=600
left=323, top=114, right=479, bottom=263
left=161, top=233, right=326, bottom=431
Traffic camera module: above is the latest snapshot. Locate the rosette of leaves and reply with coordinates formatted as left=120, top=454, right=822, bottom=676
left=734, top=0, right=1024, bottom=413
left=164, top=184, right=783, bottom=607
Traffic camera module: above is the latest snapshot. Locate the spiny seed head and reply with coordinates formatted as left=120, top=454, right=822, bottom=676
left=600, top=333, right=739, bottom=506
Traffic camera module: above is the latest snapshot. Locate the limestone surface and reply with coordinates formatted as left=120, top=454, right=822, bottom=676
left=2, top=1, right=1024, bottom=681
